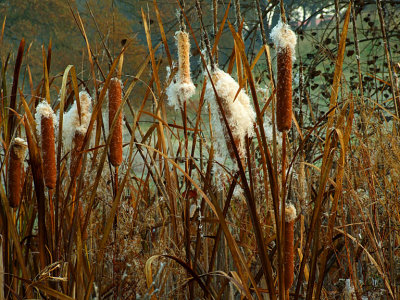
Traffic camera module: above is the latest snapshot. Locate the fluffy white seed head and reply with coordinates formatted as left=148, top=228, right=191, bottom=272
left=270, top=20, right=297, bottom=61
left=12, top=138, right=28, bottom=160
left=285, top=203, right=297, bottom=222
left=205, top=67, right=256, bottom=158
left=35, top=101, right=57, bottom=137
left=62, top=91, right=92, bottom=148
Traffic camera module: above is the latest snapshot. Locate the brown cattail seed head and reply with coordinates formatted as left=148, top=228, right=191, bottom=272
left=166, top=31, right=196, bottom=110
left=109, top=78, right=123, bottom=167
left=7, top=138, right=27, bottom=208
left=70, top=131, right=85, bottom=178
left=35, top=101, right=57, bottom=189
left=270, top=20, right=296, bottom=132
left=177, top=31, right=191, bottom=85
left=276, top=47, right=293, bottom=132
left=284, top=203, right=297, bottom=290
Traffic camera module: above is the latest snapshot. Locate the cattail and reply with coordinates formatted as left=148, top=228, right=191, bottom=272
left=284, top=203, right=297, bottom=290
left=270, top=20, right=297, bottom=132
left=35, top=101, right=57, bottom=189
left=177, top=31, right=191, bottom=86
left=205, top=68, right=255, bottom=162
left=109, top=78, right=123, bottom=167
left=7, top=138, right=27, bottom=208
left=166, top=31, right=196, bottom=110
left=63, top=91, right=92, bottom=152
left=70, top=131, right=85, bottom=177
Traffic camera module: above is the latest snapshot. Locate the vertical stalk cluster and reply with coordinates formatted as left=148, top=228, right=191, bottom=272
left=7, top=138, right=27, bottom=208
left=35, top=101, right=57, bottom=189
left=109, top=78, right=123, bottom=167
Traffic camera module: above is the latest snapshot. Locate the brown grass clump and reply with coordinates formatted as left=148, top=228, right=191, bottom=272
left=109, top=77, right=123, bottom=167
left=7, top=138, right=27, bottom=208
left=284, top=203, right=296, bottom=290
left=35, top=101, right=57, bottom=189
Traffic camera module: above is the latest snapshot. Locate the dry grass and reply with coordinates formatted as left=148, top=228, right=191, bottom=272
left=0, top=1, right=400, bottom=299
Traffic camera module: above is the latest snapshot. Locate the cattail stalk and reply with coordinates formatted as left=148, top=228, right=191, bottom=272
left=109, top=78, right=123, bottom=167
left=284, top=204, right=296, bottom=290
left=7, top=138, right=27, bottom=208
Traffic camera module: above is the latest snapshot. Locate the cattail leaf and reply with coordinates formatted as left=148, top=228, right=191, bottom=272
left=24, top=116, right=48, bottom=268
left=153, top=0, right=172, bottom=67
left=141, top=8, right=162, bottom=96
left=211, top=1, right=231, bottom=56
left=7, top=38, right=25, bottom=145
left=41, top=46, right=51, bottom=104
left=19, top=88, right=36, bottom=130
left=145, top=255, right=214, bottom=298
left=32, top=283, right=74, bottom=300
left=327, top=1, right=351, bottom=124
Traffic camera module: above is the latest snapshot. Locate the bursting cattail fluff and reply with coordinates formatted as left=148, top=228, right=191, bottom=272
left=108, top=78, right=123, bottom=167
left=166, top=31, right=196, bottom=110
left=63, top=91, right=92, bottom=150
left=284, top=203, right=297, bottom=290
left=63, top=91, right=92, bottom=176
left=35, top=101, right=57, bottom=189
left=205, top=68, right=255, bottom=161
left=7, top=138, right=27, bottom=208
left=270, top=20, right=296, bottom=132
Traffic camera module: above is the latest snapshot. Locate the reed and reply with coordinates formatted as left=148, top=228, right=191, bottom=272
left=7, top=138, right=27, bottom=208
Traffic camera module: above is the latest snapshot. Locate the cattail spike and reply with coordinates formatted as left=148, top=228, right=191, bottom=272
left=109, top=78, right=123, bottom=167
left=7, top=138, right=27, bottom=208
left=177, top=31, right=191, bottom=86
left=271, top=20, right=296, bottom=132
left=206, top=68, right=255, bottom=163
left=276, top=47, right=293, bottom=132
left=35, top=101, right=57, bottom=189
left=284, top=203, right=297, bottom=290
left=166, top=31, right=195, bottom=110
left=71, top=131, right=85, bottom=177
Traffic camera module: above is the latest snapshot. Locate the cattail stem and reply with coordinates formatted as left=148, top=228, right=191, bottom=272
left=109, top=78, right=123, bottom=167
left=195, top=0, right=215, bottom=70
left=7, top=138, right=27, bottom=208
left=284, top=204, right=296, bottom=291
left=276, top=46, right=293, bottom=132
